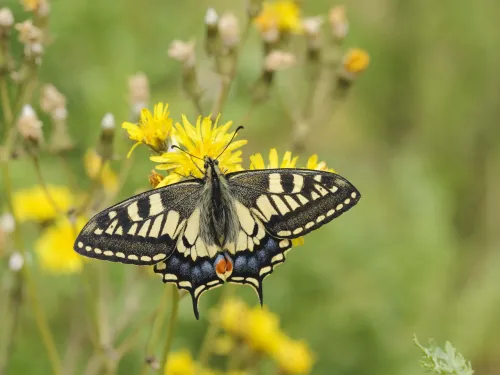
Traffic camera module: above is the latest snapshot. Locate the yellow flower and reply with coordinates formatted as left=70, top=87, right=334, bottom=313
left=250, top=148, right=298, bottom=169
left=254, top=1, right=303, bottom=34
left=213, top=334, right=235, bottom=355
left=272, top=336, right=315, bottom=374
left=164, top=350, right=196, bottom=375
left=35, top=217, right=86, bottom=274
left=343, top=48, right=370, bottom=74
left=306, top=154, right=335, bottom=173
left=151, top=115, right=247, bottom=186
left=84, top=149, right=118, bottom=193
left=219, top=298, right=249, bottom=336
left=122, top=102, right=173, bottom=157
left=243, top=305, right=283, bottom=354
left=13, top=185, right=73, bottom=222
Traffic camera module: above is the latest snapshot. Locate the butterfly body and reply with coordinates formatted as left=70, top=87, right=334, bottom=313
left=74, top=157, right=361, bottom=318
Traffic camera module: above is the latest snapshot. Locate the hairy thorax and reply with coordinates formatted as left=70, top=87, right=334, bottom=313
left=199, top=172, right=239, bottom=249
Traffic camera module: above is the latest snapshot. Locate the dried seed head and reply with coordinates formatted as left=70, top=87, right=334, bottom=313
left=328, top=5, right=348, bottom=40
left=40, top=84, right=66, bottom=115
left=168, top=40, right=196, bottom=68
left=148, top=170, right=164, bottom=188
left=218, top=12, right=240, bottom=49
left=264, top=50, right=296, bottom=71
left=0, top=7, right=14, bottom=29
left=128, top=72, right=150, bottom=117
left=17, top=104, right=43, bottom=145
left=101, top=112, right=115, bottom=130
left=205, top=8, right=218, bottom=27
left=15, top=19, right=43, bottom=45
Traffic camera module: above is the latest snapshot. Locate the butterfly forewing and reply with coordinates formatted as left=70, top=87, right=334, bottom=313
left=74, top=180, right=203, bottom=265
left=227, top=169, right=361, bottom=239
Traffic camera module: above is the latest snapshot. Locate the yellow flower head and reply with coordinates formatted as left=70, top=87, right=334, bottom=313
left=13, top=185, right=73, bottom=222
left=306, top=154, right=335, bottom=173
left=122, top=102, right=173, bottom=157
left=243, top=305, right=283, bottom=354
left=84, top=149, right=118, bottom=193
left=151, top=115, right=247, bottom=186
left=164, top=350, right=196, bottom=375
left=219, top=297, right=249, bottom=336
left=254, top=1, right=303, bottom=34
left=35, top=217, right=86, bottom=274
left=250, top=148, right=298, bottom=170
left=272, top=336, right=315, bottom=374
left=343, top=48, right=370, bottom=74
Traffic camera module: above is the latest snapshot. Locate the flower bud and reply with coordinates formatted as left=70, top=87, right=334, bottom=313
left=264, top=50, right=296, bottom=71
left=328, top=5, right=348, bottom=41
left=168, top=40, right=196, bottom=68
left=17, top=104, right=44, bottom=148
left=303, top=16, right=324, bottom=60
left=0, top=213, right=15, bottom=233
left=204, top=8, right=219, bottom=56
left=336, top=48, right=370, bottom=94
left=204, top=8, right=218, bottom=27
left=218, top=12, right=240, bottom=50
left=40, top=84, right=66, bottom=115
left=128, top=72, right=149, bottom=119
left=97, top=112, right=115, bottom=160
left=9, top=252, right=24, bottom=272
left=0, top=7, right=14, bottom=30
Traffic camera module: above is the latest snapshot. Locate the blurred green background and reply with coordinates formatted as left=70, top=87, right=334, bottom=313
left=2, top=0, right=500, bottom=374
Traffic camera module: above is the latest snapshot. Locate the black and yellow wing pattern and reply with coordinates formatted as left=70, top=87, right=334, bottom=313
left=224, top=168, right=360, bottom=300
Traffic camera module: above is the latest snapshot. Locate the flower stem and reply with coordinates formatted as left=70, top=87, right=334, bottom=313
left=161, top=285, right=180, bottom=373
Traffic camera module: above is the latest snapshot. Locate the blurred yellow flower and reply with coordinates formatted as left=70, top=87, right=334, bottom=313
left=122, top=102, right=173, bottom=157
left=272, top=336, right=315, bottom=374
left=343, top=48, right=370, bottom=74
left=22, top=0, right=41, bottom=11
left=306, top=154, right=335, bottom=172
left=164, top=350, right=196, bottom=375
left=219, top=298, right=249, bottom=336
left=254, top=1, right=303, bottom=34
left=213, top=334, right=235, bottom=355
left=151, top=115, right=247, bottom=186
left=244, top=305, right=282, bottom=354
left=35, top=217, right=86, bottom=274
left=84, top=149, right=118, bottom=193
left=13, top=185, right=73, bottom=222
left=250, top=148, right=298, bottom=169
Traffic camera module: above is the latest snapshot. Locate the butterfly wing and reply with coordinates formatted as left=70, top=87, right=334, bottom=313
left=74, top=180, right=203, bottom=265
left=225, top=168, right=360, bottom=302
left=227, top=168, right=361, bottom=239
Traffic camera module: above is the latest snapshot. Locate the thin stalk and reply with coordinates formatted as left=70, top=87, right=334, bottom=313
left=32, top=156, right=64, bottom=214
left=161, top=286, right=180, bottom=373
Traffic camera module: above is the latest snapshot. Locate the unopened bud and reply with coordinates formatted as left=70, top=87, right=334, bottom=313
left=40, top=84, right=66, bottom=115
left=168, top=40, right=196, bottom=68
left=247, top=0, right=264, bottom=18
left=218, top=13, right=240, bottom=49
left=204, top=8, right=218, bottom=27
left=128, top=72, right=149, bottom=119
left=97, top=113, right=115, bottom=160
left=264, top=50, right=296, bottom=71
left=17, top=104, right=43, bottom=146
left=9, top=252, right=24, bottom=272
left=0, top=213, right=15, bottom=233
left=101, top=113, right=115, bottom=130
left=15, top=20, right=43, bottom=45
left=0, top=7, right=14, bottom=29
left=328, top=5, right=348, bottom=41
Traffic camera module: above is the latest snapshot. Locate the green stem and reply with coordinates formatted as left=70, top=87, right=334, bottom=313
left=161, top=286, right=180, bottom=373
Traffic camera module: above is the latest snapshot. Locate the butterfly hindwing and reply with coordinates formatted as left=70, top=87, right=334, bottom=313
left=74, top=180, right=203, bottom=265
left=227, top=169, right=361, bottom=239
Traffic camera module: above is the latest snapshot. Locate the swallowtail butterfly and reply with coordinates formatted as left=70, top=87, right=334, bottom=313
left=74, top=157, right=360, bottom=318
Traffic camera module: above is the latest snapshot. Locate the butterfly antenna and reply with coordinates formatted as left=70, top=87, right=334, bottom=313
left=215, top=126, right=244, bottom=160
left=171, top=145, right=204, bottom=174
